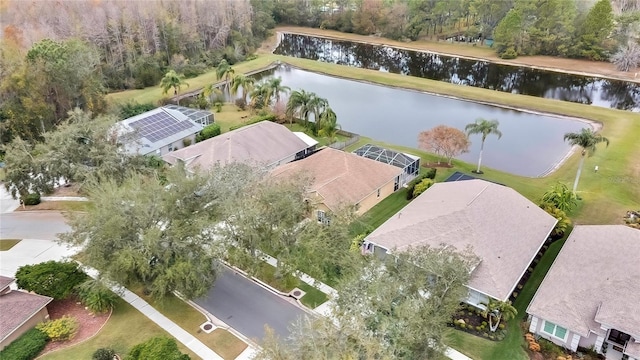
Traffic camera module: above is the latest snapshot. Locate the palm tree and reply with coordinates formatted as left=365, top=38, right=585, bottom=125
left=318, top=107, right=340, bottom=143
left=465, top=118, right=502, bottom=174
left=563, top=128, right=610, bottom=193
left=249, top=81, right=269, bottom=109
left=202, top=84, right=223, bottom=105
left=480, top=299, right=518, bottom=332
left=265, top=77, right=290, bottom=106
left=230, top=74, right=255, bottom=104
left=286, top=89, right=314, bottom=126
left=215, top=59, right=235, bottom=100
left=160, top=70, right=189, bottom=104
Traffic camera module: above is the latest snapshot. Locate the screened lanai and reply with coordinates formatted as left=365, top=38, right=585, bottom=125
left=353, top=144, right=420, bottom=186
left=163, top=104, right=214, bottom=126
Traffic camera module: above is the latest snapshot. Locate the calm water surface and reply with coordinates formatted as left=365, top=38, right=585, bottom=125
left=257, top=66, right=587, bottom=177
left=274, top=33, right=640, bottom=112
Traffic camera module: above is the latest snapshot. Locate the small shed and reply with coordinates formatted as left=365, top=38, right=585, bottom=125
left=353, top=144, right=420, bottom=186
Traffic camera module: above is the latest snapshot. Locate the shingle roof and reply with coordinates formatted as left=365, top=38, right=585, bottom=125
left=364, top=179, right=557, bottom=301
left=527, top=225, right=640, bottom=338
left=0, top=276, right=13, bottom=292
left=115, top=107, right=203, bottom=155
left=163, top=121, right=311, bottom=171
left=0, top=284, right=53, bottom=342
left=270, top=147, right=402, bottom=211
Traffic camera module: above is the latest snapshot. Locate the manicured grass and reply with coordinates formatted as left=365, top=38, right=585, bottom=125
left=106, top=57, right=277, bottom=106
left=0, top=239, right=21, bottom=251
left=253, top=261, right=329, bottom=309
left=39, top=298, right=198, bottom=360
left=283, top=122, right=349, bottom=147
left=297, top=282, right=329, bottom=309
left=213, top=103, right=254, bottom=133
left=134, top=289, right=248, bottom=360
left=350, top=187, right=411, bottom=236
left=18, top=201, right=94, bottom=212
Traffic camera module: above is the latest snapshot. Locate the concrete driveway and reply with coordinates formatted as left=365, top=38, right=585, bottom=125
left=0, top=211, right=71, bottom=240
left=195, top=268, right=309, bottom=343
left=0, top=211, right=78, bottom=277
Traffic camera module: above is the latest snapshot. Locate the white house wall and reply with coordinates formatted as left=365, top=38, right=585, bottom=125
left=528, top=315, right=580, bottom=351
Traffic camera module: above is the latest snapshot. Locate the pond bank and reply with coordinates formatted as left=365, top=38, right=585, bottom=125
left=274, top=26, right=640, bottom=84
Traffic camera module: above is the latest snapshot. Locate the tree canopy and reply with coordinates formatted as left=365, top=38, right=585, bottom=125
left=128, top=337, right=190, bottom=360
left=256, top=245, right=478, bottom=359
left=418, top=125, right=471, bottom=165
left=59, top=165, right=249, bottom=300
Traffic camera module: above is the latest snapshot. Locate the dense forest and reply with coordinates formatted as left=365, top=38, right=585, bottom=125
left=0, top=0, right=638, bottom=146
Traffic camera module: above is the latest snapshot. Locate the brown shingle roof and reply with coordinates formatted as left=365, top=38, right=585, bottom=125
left=270, top=148, right=402, bottom=211
left=527, top=225, right=640, bottom=338
left=364, top=179, right=557, bottom=301
left=0, top=286, right=53, bottom=342
left=162, top=121, right=310, bottom=171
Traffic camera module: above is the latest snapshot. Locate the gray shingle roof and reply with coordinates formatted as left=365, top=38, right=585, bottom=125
left=163, top=121, right=311, bottom=171
left=364, top=179, right=557, bottom=301
left=527, top=225, right=640, bottom=338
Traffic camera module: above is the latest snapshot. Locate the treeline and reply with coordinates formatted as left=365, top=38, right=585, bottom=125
left=272, top=0, right=640, bottom=60
left=0, top=0, right=276, bottom=145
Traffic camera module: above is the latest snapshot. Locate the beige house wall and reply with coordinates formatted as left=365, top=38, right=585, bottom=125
left=0, top=307, right=49, bottom=351
left=355, top=179, right=397, bottom=215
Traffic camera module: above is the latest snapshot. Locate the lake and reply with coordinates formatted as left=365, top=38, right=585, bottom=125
left=274, top=33, right=640, bottom=112
left=254, top=66, right=587, bottom=177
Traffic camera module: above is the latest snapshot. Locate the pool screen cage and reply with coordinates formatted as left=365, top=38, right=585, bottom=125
left=353, top=144, right=420, bottom=185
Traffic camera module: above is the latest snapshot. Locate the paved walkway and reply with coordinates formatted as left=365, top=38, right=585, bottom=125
left=41, top=196, right=89, bottom=201
left=82, top=267, right=224, bottom=360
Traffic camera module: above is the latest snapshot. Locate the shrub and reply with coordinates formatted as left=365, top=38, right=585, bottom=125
left=77, top=279, right=119, bottom=314
left=538, top=338, right=564, bottom=358
left=499, top=323, right=506, bottom=330
left=22, top=192, right=41, bottom=206
left=119, top=102, right=155, bottom=119
left=36, top=315, right=79, bottom=341
left=182, top=138, right=192, bottom=147
left=92, top=347, right=117, bottom=360
left=235, top=98, right=247, bottom=110
left=412, top=179, right=434, bottom=198
left=195, top=123, right=221, bottom=142
left=406, top=170, right=437, bottom=200
left=0, top=328, right=48, bottom=360
left=15, top=261, right=88, bottom=299
left=228, top=113, right=277, bottom=131
left=459, top=323, right=466, bottom=329
left=128, top=337, right=190, bottom=360
left=500, top=47, right=518, bottom=59
left=475, top=326, right=482, bottom=331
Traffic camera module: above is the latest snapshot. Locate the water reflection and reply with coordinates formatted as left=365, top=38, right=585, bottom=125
left=274, top=34, right=640, bottom=112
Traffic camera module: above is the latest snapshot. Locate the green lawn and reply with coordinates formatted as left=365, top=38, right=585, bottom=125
left=213, top=104, right=255, bottom=133
left=19, top=200, right=94, bottom=212
left=253, top=261, right=329, bottom=309
left=133, top=289, right=248, bottom=360
left=0, top=239, right=21, bottom=251
left=39, top=299, right=198, bottom=360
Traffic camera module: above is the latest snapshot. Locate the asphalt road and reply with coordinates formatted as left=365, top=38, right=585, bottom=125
left=195, top=268, right=309, bottom=343
left=0, top=211, right=72, bottom=240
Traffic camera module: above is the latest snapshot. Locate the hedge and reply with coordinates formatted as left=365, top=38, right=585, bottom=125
left=406, top=168, right=437, bottom=200
left=195, top=123, right=221, bottom=142
left=0, top=328, right=48, bottom=360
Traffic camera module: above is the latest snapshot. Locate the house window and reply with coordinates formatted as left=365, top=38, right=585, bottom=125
left=316, top=210, right=330, bottom=225
left=542, top=320, right=568, bottom=341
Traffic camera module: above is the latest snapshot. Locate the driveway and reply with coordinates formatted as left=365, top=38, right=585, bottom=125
left=0, top=211, right=71, bottom=240
left=195, top=268, right=309, bottom=343
left=0, top=211, right=78, bottom=277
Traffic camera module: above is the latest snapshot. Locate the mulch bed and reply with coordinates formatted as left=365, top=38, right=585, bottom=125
left=449, top=304, right=506, bottom=341
left=38, top=296, right=111, bottom=357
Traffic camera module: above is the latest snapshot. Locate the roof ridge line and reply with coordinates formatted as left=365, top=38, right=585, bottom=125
left=467, top=182, right=490, bottom=206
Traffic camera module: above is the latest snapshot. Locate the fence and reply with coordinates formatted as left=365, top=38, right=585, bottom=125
left=328, top=129, right=360, bottom=150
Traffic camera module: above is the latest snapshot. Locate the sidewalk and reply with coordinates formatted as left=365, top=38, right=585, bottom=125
left=83, top=267, right=223, bottom=360
left=41, top=196, right=89, bottom=201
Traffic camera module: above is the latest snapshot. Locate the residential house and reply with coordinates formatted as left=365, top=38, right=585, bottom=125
left=115, top=106, right=205, bottom=156
left=270, top=147, right=403, bottom=221
left=352, top=143, right=420, bottom=186
left=0, top=276, right=53, bottom=350
left=163, top=121, right=318, bottom=172
left=527, top=225, right=640, bottom=360
left=362, top=179, right=558, bottom=307
left=162, top=105, right=214, bottom=126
